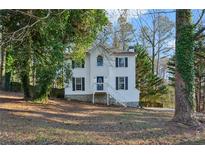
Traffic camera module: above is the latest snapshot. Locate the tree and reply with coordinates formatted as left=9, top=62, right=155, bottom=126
left=95, top=21, right=113, bottom=46
left=135, top=45, right=167, bottom=106
left=168, top=10, right=205, bottom=119
left=0, top=10, right=35, bottom=98
left=37, top=10, right=107, bottom=102
left=137, top=10, right=175, bottom=75
left=167, top=55, right=175, bottom=87
left=173, top=10, right=198, bottom=126
left=0, top=9, right=108, bottom=102
left=194, top=23, right=205, bottom=112
left=108, top=10, right=134, bottom=50
left=168, top=37, right=205, bottom=113
left=0, top=47, right=6, bottom=87
left=4, top=46, right=15, bottom=91
left=95, top=10, right=135, bottom=50
left=117, top=10, right=134, bottom=50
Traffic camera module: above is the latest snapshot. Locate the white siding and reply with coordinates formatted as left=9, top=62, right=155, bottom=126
left=65, top=46, right=140, bottom=103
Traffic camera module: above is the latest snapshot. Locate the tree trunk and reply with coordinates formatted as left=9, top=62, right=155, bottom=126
left=0, top=47, right=6, bottom=88
left=172, top=10, right=199, bottom=126
left=156, top=13, right=161, bottom=76
left=0, top=48, right=2, bottom=83
left=4, top=72, right=11, bottom=91
left=4, top=51, right=12, bottom=91
left=21, top=73, right=31, bottom=99
left=156, top=51, right=160, bottom=76
left=151, top=56, right=155, bottom=75
left=203, top=81, right=205, bottom=111
left=195, top=75, right=202, bottom=112
left=202, top=77, right=205, bottom=112
left=199, top=76, right=202, bottom=112
left=151, top=17, right=156, bottom=75
left=18, top=42, right=31, bottom=99
left=195, top=80, right=199, bottom=112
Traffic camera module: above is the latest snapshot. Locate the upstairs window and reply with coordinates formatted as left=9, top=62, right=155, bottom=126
left=72, top=59, right=85, bottom=69
left=115, top=57, right=128, bottom=67
left=119, top=58, right=125, bottom=67
left=97, top=55, right=103, bottom=66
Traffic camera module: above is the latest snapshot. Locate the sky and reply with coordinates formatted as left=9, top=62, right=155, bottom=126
left=105, top=9, right=204, bottom=79
left=107, top=9, right=203, bottom=24
left=106, top=9, right=176, bottom=57
left=106, top=9, right=204, bottom=55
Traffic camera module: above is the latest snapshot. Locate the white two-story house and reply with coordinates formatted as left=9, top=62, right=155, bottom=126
left=64, top=44, right=140, bottom=107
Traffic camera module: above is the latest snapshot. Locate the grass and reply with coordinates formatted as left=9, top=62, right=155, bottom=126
left=0, top=90, right=205, bottom=145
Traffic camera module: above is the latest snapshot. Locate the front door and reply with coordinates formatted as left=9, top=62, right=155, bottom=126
left=97, top=76, right=104, bottom=91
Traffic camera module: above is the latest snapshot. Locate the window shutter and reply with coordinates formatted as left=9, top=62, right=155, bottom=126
left=116, top=77, right=119, bottom=90
left=72, top=78, right=75, bottom=91
left=115, top=58, right=118, bottom=67
left=72, top=60, right=75, bottom=69
left=125, top=57, right=128, bottom=67
left=82, top=77, right=85, bottom=91
left=125, top=77, right=128, bottom=90
left=81, top=59, right=85, bottom=68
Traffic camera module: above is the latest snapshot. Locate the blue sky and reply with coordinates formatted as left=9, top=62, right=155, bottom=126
left=106, top=9, right=204, bottom=56
left=106, top=9, right=176, bottom=57
left=107, top=9, right=203, bottom=25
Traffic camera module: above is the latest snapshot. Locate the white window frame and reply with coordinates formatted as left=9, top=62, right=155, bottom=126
left=97, top=55, right=103, bottom=66
left=116, top=57, right=128, bottom=68
left=118, top=77, right=125, bottom=90
left=75, top=77, right=83, bottom=91
left=118, top=57, right=125, bottom=67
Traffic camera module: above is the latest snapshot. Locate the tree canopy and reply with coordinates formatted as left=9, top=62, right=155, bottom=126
left=0, top=9, right=108, bottom=102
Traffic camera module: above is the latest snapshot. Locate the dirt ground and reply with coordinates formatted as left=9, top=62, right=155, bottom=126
left=0, top=90, right=205, bottom=145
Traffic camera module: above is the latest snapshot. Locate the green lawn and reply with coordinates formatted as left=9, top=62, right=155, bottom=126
left=0, top=90, right=205, bottom=144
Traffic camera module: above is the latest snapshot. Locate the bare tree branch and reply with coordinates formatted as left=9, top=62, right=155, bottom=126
left=11, top=10, right=42, bottom=19
left=1, top=10, right=51, bottom=46
left=140, top=10, right=176, bottom=16
left=193, top=9, right=205, bottom=27
left=194, top=27, right=205, bottom=40
left=195, top=34, right=205, bottom=40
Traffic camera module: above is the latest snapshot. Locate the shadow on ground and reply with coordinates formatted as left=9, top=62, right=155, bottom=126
left=0, top=90, right=205, bottom=145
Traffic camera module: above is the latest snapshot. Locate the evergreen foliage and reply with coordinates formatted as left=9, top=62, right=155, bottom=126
left=0, top=10, right=108, bottom=102
left=135, top=45, right=168, bottom=106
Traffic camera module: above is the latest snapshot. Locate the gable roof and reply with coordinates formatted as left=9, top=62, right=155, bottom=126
left=111, top=51, right=136, bottom=56
left=95, top=44, right=136, bottom=56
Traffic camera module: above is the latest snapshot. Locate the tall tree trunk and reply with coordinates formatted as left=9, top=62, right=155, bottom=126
left=195, top=77, right=202, bottom=112
left=203, top=81, right=205, bottom=111
left=156, top=51, right=160, bottom=76
left=4, top=72, right=11, bottom=91
left=173, top=10, right=199, bottom=126
left=151, top=18, right=156, bottom=75
left=152, top=55, right=155, bottom=75
left=0, top=47, right=6, bottom=88
left=4, top=50, right=12, bottom=91
left=0, top=48, right=2, bottom=84
left=21, top=73, right=31, bottom=99
left=156, top=13, right=161, bottom=76
left=19, top=32, right=32, bottom=99
left=20, top=48, right=31, bottom=99
left=199, top=76, right=202, bottom=112
left=195, top=79, right=199, bottom=112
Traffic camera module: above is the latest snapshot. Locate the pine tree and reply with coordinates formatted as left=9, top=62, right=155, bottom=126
left=135, top=45, right=167, bottom=106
